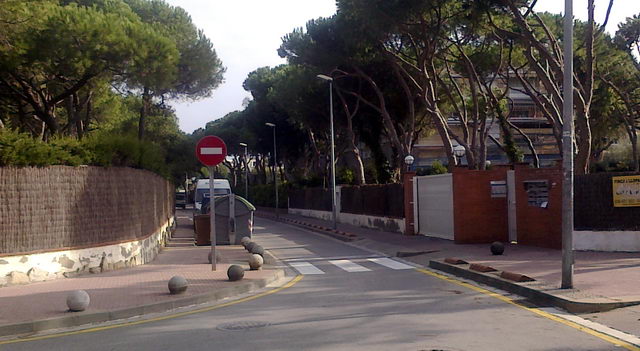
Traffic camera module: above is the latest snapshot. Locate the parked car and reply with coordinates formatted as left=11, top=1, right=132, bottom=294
left=175, top=191, right=187, bottom=209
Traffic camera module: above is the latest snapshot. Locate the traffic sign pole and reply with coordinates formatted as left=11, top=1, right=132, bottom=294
left=195, top=136, right=227, bottom=272
left=209, top=166, right=216, bottom=271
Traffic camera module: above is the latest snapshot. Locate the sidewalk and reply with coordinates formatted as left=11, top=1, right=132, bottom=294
left=256, top=209, right=640, bottom=313
left=0, top=211, right=284, bottom=338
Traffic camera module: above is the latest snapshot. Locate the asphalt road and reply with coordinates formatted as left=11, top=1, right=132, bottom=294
left=3, top=218, right=634, bottom=351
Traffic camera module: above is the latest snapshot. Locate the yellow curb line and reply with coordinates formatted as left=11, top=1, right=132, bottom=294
left=0, top=275, right=304, bottom=345
left=416, top=268, right=640, bottom=351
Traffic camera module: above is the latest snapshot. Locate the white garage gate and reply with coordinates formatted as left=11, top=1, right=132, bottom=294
left=413, top=174, right=455, bottom=240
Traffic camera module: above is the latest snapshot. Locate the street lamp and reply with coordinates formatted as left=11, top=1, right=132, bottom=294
left=452, top=145, right=465, bottom=165
left=561, top=0, right=574, bottom=289
left=404, top=155, right=415, bottom=172
left=239, top=142, right=249, bottom=201
left=317, top=74, right=338, bottom=230
left=265, top=122, right=278, bottom=219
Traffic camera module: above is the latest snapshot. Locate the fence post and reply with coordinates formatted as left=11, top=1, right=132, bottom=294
left=404, top=171, right=417, bottom=235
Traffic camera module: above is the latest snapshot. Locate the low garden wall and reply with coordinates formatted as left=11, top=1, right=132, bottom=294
left=574, top=172, right=640, bottom=251
left=0, top=166, right=175, bottom=286
left=288, top=184, right=405, bottom=233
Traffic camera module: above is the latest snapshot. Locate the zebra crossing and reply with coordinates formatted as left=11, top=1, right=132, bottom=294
left=285, top=256, right=414, bottom=275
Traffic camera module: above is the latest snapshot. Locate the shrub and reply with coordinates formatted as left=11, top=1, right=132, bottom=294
left=0, top=129, right=169, bottom=177
left=248, top=183, right=290, bottom=208
left=83, top=133, right=168, bottom=176
left=0, top=129, right=89, bottom=166
left=416, top=160, right=448, bottom=176
left=337, top=168, right=355, bottom=185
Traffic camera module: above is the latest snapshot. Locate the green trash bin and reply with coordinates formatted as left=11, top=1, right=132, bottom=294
left=213, top=195, right=256, bottom=245
left=194, top=195, right=255, bottom=245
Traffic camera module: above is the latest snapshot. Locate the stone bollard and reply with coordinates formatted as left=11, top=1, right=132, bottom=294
left=248, top=254, right=264, bottom=270
left=490, top=241, right=505, bottom=255
left=240, top=237, right=251, bottom=247
left=168, top=276, right=188, bottom=295
left=66, top=290, right=90, bottom=312
left=250, top=244, right=265, bottom=257
left=227, top=265, right=245, bottom=281
left=245, top=242, right=256, bottom=252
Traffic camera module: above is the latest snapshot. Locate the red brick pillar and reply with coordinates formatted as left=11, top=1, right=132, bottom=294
left=403, top=171, right=417, bottom=235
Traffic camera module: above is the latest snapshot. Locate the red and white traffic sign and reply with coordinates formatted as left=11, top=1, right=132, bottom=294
left=196, top=136, right=227, bottom=166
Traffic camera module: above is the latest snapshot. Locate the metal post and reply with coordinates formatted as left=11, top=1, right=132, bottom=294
left=561, top=0, right=574, bottom=289
left=244, top=146, right=249, bottom=201
left=184, top=172, right=188, bottom=206
left=209, top=167, right=217, bottom=271
left=329, top=81, right=337, bottom=230
left=273, top=126, right=279, bottom=219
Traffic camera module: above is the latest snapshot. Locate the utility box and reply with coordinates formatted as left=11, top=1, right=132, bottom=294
left=194, top=195, right=255, bottom=245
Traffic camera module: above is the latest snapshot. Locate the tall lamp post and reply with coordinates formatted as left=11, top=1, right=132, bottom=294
left=265, top=123, right=278, bottom=219
left=561, top=0, right=574, bottom=289
left=239, top=142, right=249, bottom=201
left=317, top=74, right=338, bottom=230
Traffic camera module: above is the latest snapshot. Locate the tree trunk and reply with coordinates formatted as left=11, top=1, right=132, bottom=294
left=629, top=127, right=639, bottom=172
left=334, top=85, right=366, bottom=184
left=138, top=87, right=151, bottom=140
left=345, top=143, right=366, bottom=185
left=574, top=0, right=596, bottom=175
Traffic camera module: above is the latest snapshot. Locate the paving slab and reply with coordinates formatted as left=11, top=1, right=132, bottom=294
left=0, top=209, right=284, bottom=338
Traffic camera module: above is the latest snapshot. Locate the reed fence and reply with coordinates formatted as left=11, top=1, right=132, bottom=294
left=0, top=166, right=174, bottom=254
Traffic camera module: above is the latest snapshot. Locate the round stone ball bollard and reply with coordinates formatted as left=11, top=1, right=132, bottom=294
left=490, top=241, right=505, bottom=255
left=240, top=237, right=251, bottom=247
left=168, top=276, right=188, bottom=295
left=248, top=254, right=264, bottom=270
left=207, top=251, right=222, bottom=264
left=245, top=242, right=256, bottom=252
left=227, top=265, right=245, bottom=281
left=66, top=290, right=90, bottom=312
left=250, top=244, right=265, bottom=257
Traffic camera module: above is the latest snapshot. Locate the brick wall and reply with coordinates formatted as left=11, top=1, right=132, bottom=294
left=452, top=167, right=510, bottom=244
left=0, top=166, right=174, bottom=255
left=514, top=164, right=562, bottom=249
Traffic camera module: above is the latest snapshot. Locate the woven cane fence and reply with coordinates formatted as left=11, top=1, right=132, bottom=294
left=0, top=166, right=174, bottom=255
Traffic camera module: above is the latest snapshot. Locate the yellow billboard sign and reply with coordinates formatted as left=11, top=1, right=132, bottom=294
left=613, top=175, right=640, bottom=207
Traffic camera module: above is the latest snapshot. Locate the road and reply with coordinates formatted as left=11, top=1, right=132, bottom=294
left=3, top=217, right=637, bottom=351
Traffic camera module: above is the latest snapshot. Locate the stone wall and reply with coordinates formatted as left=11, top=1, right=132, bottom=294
left=0, top=217, right=174, bottom=287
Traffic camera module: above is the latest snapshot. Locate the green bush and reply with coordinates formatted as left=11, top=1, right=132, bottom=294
left=591, top=143, right=637, bottom=173
left=0, top=129, right=90, bottom=166
left=0, top=129, right=169, bottom=177
left=416, top=160, right=448, bottom=176
left=248, top=183, right=290, bottom=208
left=337, top=168, right=355, bottom=185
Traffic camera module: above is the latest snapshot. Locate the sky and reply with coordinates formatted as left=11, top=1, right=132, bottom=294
left=165, top=0, right=640, bottom=134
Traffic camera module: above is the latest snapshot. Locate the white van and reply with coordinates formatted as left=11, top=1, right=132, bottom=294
left=194, top=179, right=232, bottom=211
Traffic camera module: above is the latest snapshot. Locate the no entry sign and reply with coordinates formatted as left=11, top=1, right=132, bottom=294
left=196, top=136, right=227, bottom=166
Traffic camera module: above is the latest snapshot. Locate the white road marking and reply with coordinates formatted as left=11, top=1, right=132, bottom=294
left=367, top=257, right=414, bottom=270
left=288, top=261, right=325, bottom=275
left=539, top=307, right=640, bottom=346
left=200, top=147, right=222, bottom=155
left=285, top=255, right=383, bottom=263
left=329, top=259, right=371, bottom=272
